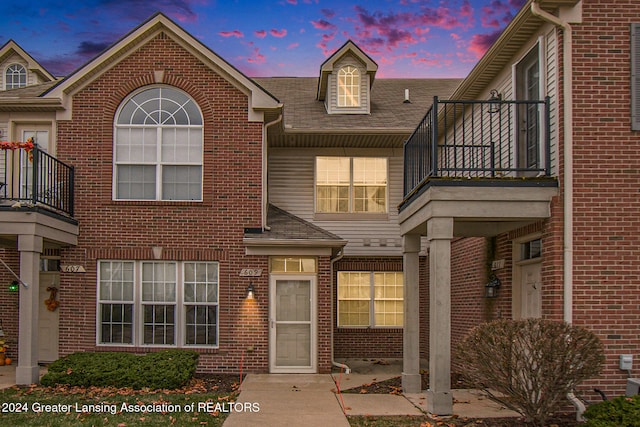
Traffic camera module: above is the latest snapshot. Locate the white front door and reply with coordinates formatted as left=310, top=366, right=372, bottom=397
left=269, top=275, right=316, bottom=373
left=38, top=272, right=60, bottom=363
left=520, top=261, right=542, bottom=319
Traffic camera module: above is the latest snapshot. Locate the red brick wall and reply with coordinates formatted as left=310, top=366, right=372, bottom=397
left=0, top=249, right=20, bottom=362
left=333, top=257, right=403, bottom=359
left=54, top=32, right=269, bottom=373
left=569, top=0, right=640, bottom=396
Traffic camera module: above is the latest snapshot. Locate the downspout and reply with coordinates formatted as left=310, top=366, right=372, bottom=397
left=262, top=111, right=283, bottom=231
left=530, top=1, right=573, bottom=325
left=531, top=2, right=582, bottom=422
left=331, top=249, right=351, bottom=373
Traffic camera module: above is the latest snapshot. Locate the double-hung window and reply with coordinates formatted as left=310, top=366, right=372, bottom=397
left=337, top=271, right=403, bottom=327
left=98, top=261, right=219, bottom=347
left=114, top=86, right=203, bottom=200
left=316, top=157, right=387, bottom=213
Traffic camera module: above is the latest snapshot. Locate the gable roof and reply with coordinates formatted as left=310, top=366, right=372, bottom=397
left=451, top=0, right=580, bottom=100
left=0, top=40, right=56, bottom=82
left=244, top=204, right=347, bottom=248
left=43, top=13, right=280, bottom=120
left=317, top=40, right=378, bottom=101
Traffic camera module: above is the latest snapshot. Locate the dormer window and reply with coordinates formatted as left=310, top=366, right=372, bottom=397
left=317, top=41, right=377, bottom=115
left=338, top=66, right=360, bottom=107
left=5, top=63, right=26, bottom=89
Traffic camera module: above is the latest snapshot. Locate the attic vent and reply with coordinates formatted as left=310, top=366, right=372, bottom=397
left=404, top=89, right=411, bottom=104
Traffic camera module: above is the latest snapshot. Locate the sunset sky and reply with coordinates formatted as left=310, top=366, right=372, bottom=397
left=1, top=0, right=526, bottom=79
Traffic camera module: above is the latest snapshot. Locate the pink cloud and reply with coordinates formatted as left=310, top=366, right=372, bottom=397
left=255, top=30, right=267, bottom=39
left=286, top=0, right=297, bottom=4
left=468, top=29, right=502, bottom=58
left=311, top=19, right=336, bottom=31
left=287, top=42, right=299, bottom=49
left=270, top=28, right=287, bottom=38
left=320, top=8, right=336, bottom=19
left=247, top=47, right=266, bottom=64
left=219, top=30, right=243, bottom=38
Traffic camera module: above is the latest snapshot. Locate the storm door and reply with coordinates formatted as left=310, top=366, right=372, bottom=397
left=269, top=275, right=317, bottom=373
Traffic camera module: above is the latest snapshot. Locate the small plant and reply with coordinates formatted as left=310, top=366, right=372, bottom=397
left=456, top=318, right=604, bottom=426
left=584, top=394, right=640, bottom=426
left=41, top=349, right=199, bottom=389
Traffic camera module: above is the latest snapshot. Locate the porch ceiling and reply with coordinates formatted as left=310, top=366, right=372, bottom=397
left=397, top=180, right=558, bottom=237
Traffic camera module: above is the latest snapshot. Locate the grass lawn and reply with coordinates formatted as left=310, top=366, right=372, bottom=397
left=0, top=384, right=238, bottom=426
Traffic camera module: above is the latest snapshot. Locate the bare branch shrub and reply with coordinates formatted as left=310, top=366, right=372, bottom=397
left=456, top=318, right=604, bottom=426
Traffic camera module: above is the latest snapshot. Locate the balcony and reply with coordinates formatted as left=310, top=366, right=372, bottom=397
left=398, top=97, right=558, bottom=237
left=401, top=97, right=557, bottom=210
left=0, top=143, right=74, bottom=217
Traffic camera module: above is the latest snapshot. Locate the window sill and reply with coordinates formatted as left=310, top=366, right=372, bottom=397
left=94, top=345, right=220, bottom=353
left=314, top=213, right=389, bottom=221
left=336, top=327, right=402, bottom=332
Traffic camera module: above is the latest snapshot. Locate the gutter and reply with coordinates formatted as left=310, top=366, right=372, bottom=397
left=530, top=0, right=574, bottom=325
left=262, top=111, right=283, bottom=230
left=330, top=249, right=351, bottom=374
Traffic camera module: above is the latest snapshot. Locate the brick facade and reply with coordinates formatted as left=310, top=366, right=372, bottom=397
left=54, top=32, right=271, bottom=373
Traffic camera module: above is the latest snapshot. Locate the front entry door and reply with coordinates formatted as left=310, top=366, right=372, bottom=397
left=38, top=272, right=60, bottom=363
left=269, top=275, right=316, bottom=373
left=519, top=261, right=542, bottom=319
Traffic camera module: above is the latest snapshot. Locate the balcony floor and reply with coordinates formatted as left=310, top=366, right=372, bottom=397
left=398, top=177, right=558, bottom=237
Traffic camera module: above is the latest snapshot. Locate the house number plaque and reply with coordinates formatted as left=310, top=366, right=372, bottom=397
left=60, top=265, right=86, bottom=273
left=239, top=268, right=263, bottom=277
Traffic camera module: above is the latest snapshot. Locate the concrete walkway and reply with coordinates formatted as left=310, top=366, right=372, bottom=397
left=223, top=374, right=350, bottom=427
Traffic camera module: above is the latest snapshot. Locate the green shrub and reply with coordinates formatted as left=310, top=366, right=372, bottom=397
left=41, top=349, right=199, bottom=389
left=584, top=394, right=640, bottom=427
left=456, top=318, right=604, bottom=427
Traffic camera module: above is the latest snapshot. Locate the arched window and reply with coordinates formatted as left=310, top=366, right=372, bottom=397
left=5, top=64, right=26, bottom=89
left=337, top=66, right=360, bottom=107
left=114, top=86, right=203, bottom=200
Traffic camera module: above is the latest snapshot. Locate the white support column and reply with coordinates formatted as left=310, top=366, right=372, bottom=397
left=402, top=233, right=421, bottom=393
left=16, top=235, right=43, bottom=385
left=426, top=217, right=453, bottom=415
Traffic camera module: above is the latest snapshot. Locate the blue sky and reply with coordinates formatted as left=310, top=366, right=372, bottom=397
left=1, top=0, right=526, bottom=78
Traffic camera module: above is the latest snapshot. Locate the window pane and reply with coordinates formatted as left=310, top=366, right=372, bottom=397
left=115, top=86, right=203, bottom=200
left=117, top=165, right=156, bottom=199
left=162, top=166, right=202, bottom=200
left=100, top=303, right=133, bottom=344
left=337, top=66, right=360, bottom=107
left=183, top=262, right=219, bottom=346
left=353, top=158, right=387, bottom=212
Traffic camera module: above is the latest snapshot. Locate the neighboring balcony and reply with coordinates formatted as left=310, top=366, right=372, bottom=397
left=0, top=144, right=77, bottom=248
left=399, top=97, right=558, bottom=237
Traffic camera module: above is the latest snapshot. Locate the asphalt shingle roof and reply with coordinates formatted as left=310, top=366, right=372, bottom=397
left=254, top=77, right=462, bottom=131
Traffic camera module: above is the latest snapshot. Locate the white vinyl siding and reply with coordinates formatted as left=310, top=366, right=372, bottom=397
left=269, top=148, right=404, bottom=256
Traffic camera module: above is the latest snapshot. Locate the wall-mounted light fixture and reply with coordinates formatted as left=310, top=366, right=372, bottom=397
left=246, top=283, right=255, bottom=300
left=488, top=89, right=502, bottom=114
left=484, top=275, right=501, bottom=298
left=8, top=280, right=19, bottom=292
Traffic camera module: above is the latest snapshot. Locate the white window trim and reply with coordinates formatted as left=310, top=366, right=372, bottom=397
left=96, top=260, right=219, bottom=349
left=5, top=63, right=27, bottom=90
left=314, top=156, right=389, bottom=215
left=337, top=271, right=403, bottom=329
left=112, top=85, right=204, bottom=201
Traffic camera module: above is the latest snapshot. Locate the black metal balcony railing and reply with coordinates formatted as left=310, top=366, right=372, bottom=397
left=0, top=144, right=74, bottom=216
left=403, top=96, right=551, bottom=201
